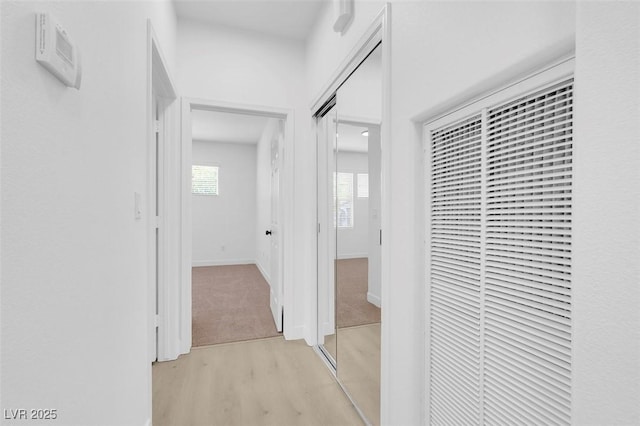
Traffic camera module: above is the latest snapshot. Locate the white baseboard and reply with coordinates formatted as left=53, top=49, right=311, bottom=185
left=256, top=261, right=271, bottom=285
left=192, top=259, right=254, bottom=267
left=367, top=292, right=381, bottom=308
left=323, top=321, right=336, bottom=335
left=337, top=253, right=368, bottom=260
left=286, top=324, right=306, bottom=342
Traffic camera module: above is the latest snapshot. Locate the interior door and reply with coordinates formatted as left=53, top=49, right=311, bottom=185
left=269, top=120, right=284, bottom=332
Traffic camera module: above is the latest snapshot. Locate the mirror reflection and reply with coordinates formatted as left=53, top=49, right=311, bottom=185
left=317, top=104, right=338, bottom=365
left=317, top=43, right=382, bottom=425
left=335, top=122, right=381, bottom=426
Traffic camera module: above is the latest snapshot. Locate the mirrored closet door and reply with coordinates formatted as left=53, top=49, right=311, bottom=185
left=317, top=43, right=382, bottom=425
left=317, top=100, right=338, bottom=366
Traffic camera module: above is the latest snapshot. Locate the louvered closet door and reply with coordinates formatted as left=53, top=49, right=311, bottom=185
left=429, top=115, right=483, bottom=425
left=427, top=76, right=573, bottom=426
left=483, top=81, right=573, bottom=425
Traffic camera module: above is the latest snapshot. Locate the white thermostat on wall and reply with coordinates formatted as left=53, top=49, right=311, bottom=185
left=35, top=13, right=82, bottom=89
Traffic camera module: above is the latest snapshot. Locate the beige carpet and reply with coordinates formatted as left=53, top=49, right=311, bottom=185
left=337, top=258, right=381, bottom=328
left=192, top=264, right=280, bottom=347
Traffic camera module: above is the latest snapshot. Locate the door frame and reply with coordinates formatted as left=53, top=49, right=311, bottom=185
left=309, top=3, right=391, bottom=423
left=147, top=21, right=180, bottom=364
left=181, top=98, right=295, bottom=347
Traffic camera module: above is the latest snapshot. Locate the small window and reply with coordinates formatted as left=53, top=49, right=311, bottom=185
left=334, top=172, right=354, bottom=228
left=357, top=173, right=369, bottom=198
left=192, top=165, right=219, bottom=195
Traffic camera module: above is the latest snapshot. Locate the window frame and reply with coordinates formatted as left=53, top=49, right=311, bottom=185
left=357, top=173, right=369, bottom=198
left=191, top=164, right=219, bottom=196
left=334, top=171, right=354, bottom=228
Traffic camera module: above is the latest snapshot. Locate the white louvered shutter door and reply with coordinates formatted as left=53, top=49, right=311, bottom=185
left=429, top=115, right=483, bottom=425
left=427, top=76, right=573, bottom=426
left=483, top=81, right=573, bottom=425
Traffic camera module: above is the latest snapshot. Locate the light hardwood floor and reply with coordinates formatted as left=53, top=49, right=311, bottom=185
left=337, top=323, right=381, bottom=426
left=153, top=336, right=364, bottom=426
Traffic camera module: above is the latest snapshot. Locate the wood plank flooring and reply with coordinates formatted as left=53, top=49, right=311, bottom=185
left=153, top=336, right=363, bottom=426
left=338, top=324, right=381, bottom=426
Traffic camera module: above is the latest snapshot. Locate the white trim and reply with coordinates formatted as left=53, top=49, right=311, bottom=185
left=187, top=97, right=291, bottom=117
left=288, top=325, right=306, bottom=341
left=256, top=261, right=271, bottom=285
left=192, top=259, right=255, bottom=267
left=336, top=114, right=381, bottom=127
left=337, top=253, right=367, bottom=260
left=182, top=98, right=296, bottom=343
left=425, top=57, right=575, bottom=131
left=415, top=40, right=575, bottom=125
left=367, top=292, right=381, bottom=308
left=378, top=5, right=392, bottom=425
left=148, top=21, right=181, bottom=364
left=309, top=114, right=320, bottom=348
left=146, top=19, right=179, bottom=426
left=423, top=128, right=432, bottom=426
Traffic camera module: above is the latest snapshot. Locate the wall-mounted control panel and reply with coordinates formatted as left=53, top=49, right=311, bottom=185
left=35, top=13, right=82, bottom=89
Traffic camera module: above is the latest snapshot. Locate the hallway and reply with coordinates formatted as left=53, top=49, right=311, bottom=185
left=1, top=1, right=638, bottom=425
left=152, top=337, right=362, bottom=425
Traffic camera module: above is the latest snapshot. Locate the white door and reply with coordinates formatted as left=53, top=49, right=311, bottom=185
left=269, top=120, right=284, bottom=332
left=150, top=95, right=160, bottom=362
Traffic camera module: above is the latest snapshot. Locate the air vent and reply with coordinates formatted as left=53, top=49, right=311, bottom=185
left=429, top=114, right=483, bottom=424
left=426, top=75, right=573, bottom=425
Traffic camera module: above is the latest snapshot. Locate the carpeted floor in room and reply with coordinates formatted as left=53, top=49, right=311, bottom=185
left=192, top=258, right=380, bottom=347
left=337, top=257, right=381, bottom=328
left=192, top=264, right=280, bottom=347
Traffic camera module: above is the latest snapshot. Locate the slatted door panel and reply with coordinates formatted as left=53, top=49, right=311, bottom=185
left=483, top=80, right=573, bottom=425
left=429, top=115, right=483, bottom=425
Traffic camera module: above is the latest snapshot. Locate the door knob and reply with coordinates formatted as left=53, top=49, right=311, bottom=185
left=265, top=230, right=272, bottom=235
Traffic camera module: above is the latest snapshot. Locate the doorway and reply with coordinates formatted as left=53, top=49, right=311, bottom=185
left=148, top=21, right=180, bottom=363
left=181, top=99, right=295, bottom=349
left=189, top=110, right=283, bottom=346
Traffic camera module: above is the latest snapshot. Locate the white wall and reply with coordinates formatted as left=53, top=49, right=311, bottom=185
left=306, top=0, right=385, bottom=101
left=0, top=1, right=176, bottom=425
left=337, top=151, right=369, bottom=259
left=367, top=126, right=382, bottom=307
left=177, top=18, right=310, bottom=340
left=192, top=141, right=256, bottom=266
left=255, top=119, right=279, bottom=281
left=306, top=1, right=577, bottom=424
left=391, top=3, right=575, bottom=423
left=572, top=2, right=640, bottom=424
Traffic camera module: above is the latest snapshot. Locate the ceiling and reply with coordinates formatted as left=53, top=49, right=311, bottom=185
left=192, top=110, right=370, bottom=151
left=338, top=123, right=369, bottom=153
left=173, top=0, right=327, bottom=41
left=191, top=110, right=271, bottom=144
